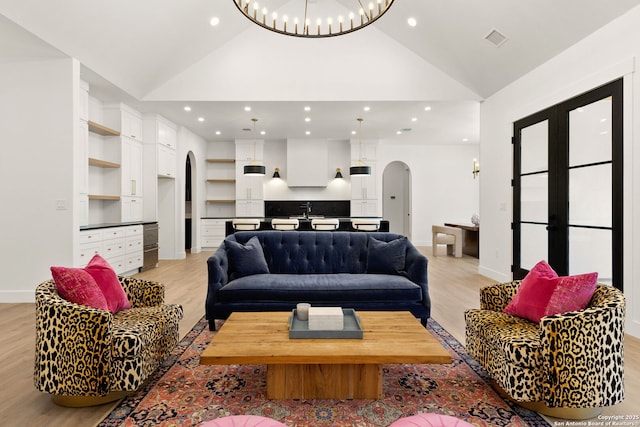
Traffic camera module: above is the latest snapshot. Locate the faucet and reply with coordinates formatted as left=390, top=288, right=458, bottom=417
left=299, top=202, right=312, bottom=219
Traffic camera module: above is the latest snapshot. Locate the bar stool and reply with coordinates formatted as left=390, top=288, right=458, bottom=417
left=311, top=218, right=340, bottom=230
left=271, top=218, right=299, bottom=230
left=232, top=218, right=261, bottom=231
left=351, top=218, right=380, bottom=231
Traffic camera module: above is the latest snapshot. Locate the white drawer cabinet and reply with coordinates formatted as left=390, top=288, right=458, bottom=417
left=201, top=219, right=227, bottom=248
left=77, top=225, right=144, bottom=274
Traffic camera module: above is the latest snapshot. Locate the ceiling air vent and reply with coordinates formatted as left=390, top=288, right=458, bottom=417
left=484, top=29, right=508, bottom=47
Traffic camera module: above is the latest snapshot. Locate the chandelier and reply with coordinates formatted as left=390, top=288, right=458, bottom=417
left=233, top=0, right=395, bottom=38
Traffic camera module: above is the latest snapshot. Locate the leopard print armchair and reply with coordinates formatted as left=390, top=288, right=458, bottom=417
left=465, top=282, right=625, bottom=419
left=34, top=277, right=183, bottom=406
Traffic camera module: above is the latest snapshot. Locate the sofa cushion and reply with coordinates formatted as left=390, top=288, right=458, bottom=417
left=50, top=266, right=110, bottom=311
left=111, top=305, right=184, bottom=359
left=217, top=273, right=422, bottom=303
left=366, top=236, right=407, bottom=274
left=84, top=254, right=131, bottom=313
left=504, top=260, right=598, bottom=323
left=465, top=309, right=540, bottom=369
left=225, top=236, right=270, bottom=280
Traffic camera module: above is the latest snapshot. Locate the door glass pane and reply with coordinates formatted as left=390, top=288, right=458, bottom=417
left=521, top=223, right=547, bottom=270
left=520, top=173, right=548, bottom=223
left=520, top=120, right=548, bottom=174
left=569, top=164, right=612, bottom=227
left=569, top=227, right=612, bottom=284
left=569, top=97, right=612, bottom=166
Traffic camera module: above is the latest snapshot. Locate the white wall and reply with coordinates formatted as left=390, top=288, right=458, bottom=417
left=378, top=143, right=480, bottom=246
left=0, top=57, right=76, bottom=301
left=480, top=5, right=640, bottom=336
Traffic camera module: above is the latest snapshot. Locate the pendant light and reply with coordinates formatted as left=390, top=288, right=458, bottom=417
left=244, top=118, right=266, bottom=176
left=350, top=118, right=371, bottom=176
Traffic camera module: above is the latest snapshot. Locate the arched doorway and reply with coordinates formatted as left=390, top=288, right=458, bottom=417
left=383, top=161, right=412, bottom=238
left=184, top=151, right=197, bottom=253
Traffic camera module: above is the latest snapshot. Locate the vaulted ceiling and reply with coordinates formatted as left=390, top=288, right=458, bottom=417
left=2, top=0, right=639, bottom=143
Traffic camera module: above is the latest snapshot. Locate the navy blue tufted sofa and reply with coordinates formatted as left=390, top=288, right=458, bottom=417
left=206, top=230, right=430, bottom=330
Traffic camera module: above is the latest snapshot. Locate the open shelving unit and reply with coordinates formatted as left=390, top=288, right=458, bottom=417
left=88, top=120, right=120, bottom=137
left=205, top=157, right=236, bottom=216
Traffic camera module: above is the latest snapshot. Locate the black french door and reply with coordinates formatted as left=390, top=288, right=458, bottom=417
left=512, top=79, right=623, bottom=290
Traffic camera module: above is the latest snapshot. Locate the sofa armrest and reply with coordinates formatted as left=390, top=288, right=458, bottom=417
left=405, top=244, right=429, bottom=309
left=34, top=280, right=114, bottom=396
left=539, top=286, right=625, bottom=408
left=119, top=276, right=165, bottom=307
left=206, top=245, right=230, bottom=320
left=479, top=281, right=520, bottom=311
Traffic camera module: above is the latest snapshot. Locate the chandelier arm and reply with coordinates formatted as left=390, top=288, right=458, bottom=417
left=355, top=0, right=370, bottom=20
left=304, top=0, right=309, bottom=34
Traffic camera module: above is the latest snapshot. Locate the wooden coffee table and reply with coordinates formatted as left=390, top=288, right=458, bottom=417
left=200, top=311, right=451, bottom=400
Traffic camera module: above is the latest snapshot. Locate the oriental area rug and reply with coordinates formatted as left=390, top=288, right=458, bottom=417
left=98, top=317, right=549, bottom=427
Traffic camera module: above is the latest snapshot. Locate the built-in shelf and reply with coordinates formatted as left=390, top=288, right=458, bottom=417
left=207, top=179, right=236, bottom=183
left=88, top=194, right=121, bottom=201
left=206, top=199, right=236, bottom=203
left=88, top=120, right=120, bottom=137
left=206, top=159, right=235, bottom=163
left=88, top=157, right=120, bottom=168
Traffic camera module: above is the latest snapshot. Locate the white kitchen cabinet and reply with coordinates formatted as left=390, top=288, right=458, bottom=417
left=235, top=139, right=264, bottom=162
left=350, top=165, right=377, bottom=200
left=158, top=119, right=177, bottom=148
left=201, top=219, right=227, bottom=248
left=351, top=199, right=379, bottom=217
left=158, top=143, right=177, bottom=178
left=236, top=199, right=264, bottom=217
left=103, top=103, right=143, bottom=141
left=351, top=140, right=378, bottom=163
left=121, top=196, right=143, bottom=222
left=121, top=137, right=143, bottom=196
left=77, top=225, right=142, bottom=274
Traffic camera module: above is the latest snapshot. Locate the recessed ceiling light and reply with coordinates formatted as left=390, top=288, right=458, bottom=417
left=260, top=131, right=266, bottom=135
left=411, top=117, right=417, bottom=122
left=210, top=16, right=220, bottom=27
left=305, top=131, right=311, bottom=135
left=184, top=106, right=191, bottom=112
left=198, top=117, right=205, bottom=122
left=304, top=117, right=311, bottom=122
left=407, top=17, right=417, bottom=27
left=244, top=106, right=251, bottom=112
left=351, top=130, right=357, bottom=135
left=363, top=106, right=371, bottom=112
left=304, top=106, right=311, bottom=111
left=396, top=131, right=402, bottom=135
left=215, top=131, right=221, bottom=135
left=462, top=138, right=469, bottom=142
left=424, top=106, right=432, bottom=111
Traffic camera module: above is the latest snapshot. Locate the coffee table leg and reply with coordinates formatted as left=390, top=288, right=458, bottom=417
left=266, top=364, right=382, bottom=400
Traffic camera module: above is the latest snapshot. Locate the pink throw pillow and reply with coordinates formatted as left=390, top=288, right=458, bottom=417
left=50, top=266, right=110, bottom=311
left=84, top=254, right=131, bottom=312
left=504, top=260, right=598, bottom=323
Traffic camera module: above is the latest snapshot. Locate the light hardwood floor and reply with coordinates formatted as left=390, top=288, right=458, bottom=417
left=1, top=249, right=638, bottom=427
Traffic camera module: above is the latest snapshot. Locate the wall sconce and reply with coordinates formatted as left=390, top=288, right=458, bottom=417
left=335, top=168, right=343, bottom=179
left=272, top=168, right=281, bottom=178
left=472, top=158, right=480, bottom=179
